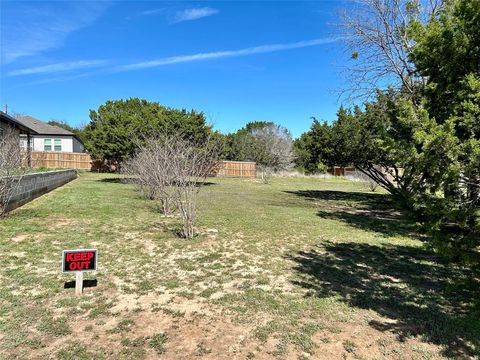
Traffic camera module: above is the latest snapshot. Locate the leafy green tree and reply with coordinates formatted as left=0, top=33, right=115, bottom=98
left=408, top=0, right=480, bottom=263
left=244, top=121, right=274, bottom=132
left=224, top=132, right=262, bottom=162
left=301, top=93, right=450, bottom=208
left=410, top=0, right=480, bottom=124
left=223, top=121, right=274, bottom=162
left=305, top=0, right=480, bottom=264
left=84, top=98, right=212, bottom=164
left=224, top=121, right=294, bottom=181
left=294, top=118, right=331, bottom=174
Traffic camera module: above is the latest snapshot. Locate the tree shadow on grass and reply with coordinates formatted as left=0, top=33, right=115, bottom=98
left=288, top=242, right=480, bottom=358
left=316, top=210, right=423, bottom=240
left=285, top=189, right=421, bottom=239
left=98, top=177, right=131, bottom=184
left=64, top=279, right=98, bottom=289
left=284, top=190, right=392, bottom=209
left=97, top=178, right=216, bottom=187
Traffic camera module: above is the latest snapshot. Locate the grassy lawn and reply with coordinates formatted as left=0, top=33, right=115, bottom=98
left=0, top=172, right=478, bottom=359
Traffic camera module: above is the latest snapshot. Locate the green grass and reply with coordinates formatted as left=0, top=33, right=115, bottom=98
left=149, top=333, right=168, bottom=355
left=0, top=172, right=478, bottom=359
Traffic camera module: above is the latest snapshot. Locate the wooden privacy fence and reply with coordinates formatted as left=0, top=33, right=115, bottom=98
left=327, top=166, right=357, bottom=177
left=30, top=153, right=256, bottom=176
left=32, top=151, right=92, bottom=170
left=214, top=161, right=256, bottom=178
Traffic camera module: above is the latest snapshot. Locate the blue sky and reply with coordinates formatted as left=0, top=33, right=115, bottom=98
left=0, top=1, right=350, bottom=138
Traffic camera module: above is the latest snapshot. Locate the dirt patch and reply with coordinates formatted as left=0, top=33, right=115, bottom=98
left=311, top=315, right=444, bottom=360
left=27, top=301, right=264, bottom=359
left=48, top=217, right=76, bottom=229
left=11, top=234, right=28, bottom=242
left=111, top=292, right=173, bottom=313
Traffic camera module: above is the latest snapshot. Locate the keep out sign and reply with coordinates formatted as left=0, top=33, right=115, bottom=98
left=62, top=249, right=97, bottom=273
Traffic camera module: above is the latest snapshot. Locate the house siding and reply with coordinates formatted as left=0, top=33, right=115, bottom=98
left=32, top=135, right=74, bottom=152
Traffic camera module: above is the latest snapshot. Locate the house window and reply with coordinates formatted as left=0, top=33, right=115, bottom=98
left=44, top=138, right=52, bottom=151
left=54, top=139, right=62, bottom=151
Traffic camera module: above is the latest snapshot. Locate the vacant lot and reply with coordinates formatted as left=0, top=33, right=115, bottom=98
left=0, top=172, right=478, bottom=359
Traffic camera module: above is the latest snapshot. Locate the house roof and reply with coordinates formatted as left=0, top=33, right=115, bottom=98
left=15, top=115, right=74, bottom=136
left=0, top=111, right=38, bottom=134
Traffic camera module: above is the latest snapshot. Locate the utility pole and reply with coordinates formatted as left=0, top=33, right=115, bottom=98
left=4, top=104, right=7, bottom=114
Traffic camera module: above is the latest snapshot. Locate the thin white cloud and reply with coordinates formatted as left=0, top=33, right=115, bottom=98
left=7, top=60, right=108, bottom=77
left=137, top=8, right=165, bottom=17
left=1, top=2, right=110, bottom=63
left=11, top=38, right=339, bottom=87
left=173, top=7, right=219, bottom=23
left=18, top=71, right=98, bottom=88
left=115, top=38, right=338, bottom=72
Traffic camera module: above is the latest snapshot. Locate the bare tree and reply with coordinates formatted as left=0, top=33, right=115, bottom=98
left=251, top=124, right=295, bottom=183
left=123, top=148, right=157, bottom=199
left=168, top=135, right=222, bottom=238
left=0, top=126, right=26, bottom=217
left=125, top=133, right=222, bottom=238
left=338, top=0, right=443, bottom=101
left=124, top=135, right=177, bottom=215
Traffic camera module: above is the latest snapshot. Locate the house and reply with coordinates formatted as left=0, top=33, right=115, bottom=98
left=1, top=111, right=36, bottom=166
left=15, top=115, right=85, bottom=153
left=1, top=111, right=33, bottom=140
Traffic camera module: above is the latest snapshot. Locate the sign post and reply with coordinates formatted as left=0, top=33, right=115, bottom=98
left=75, top=271, right=83, bottom=296
left=62, top=249, right=97, bottom=296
